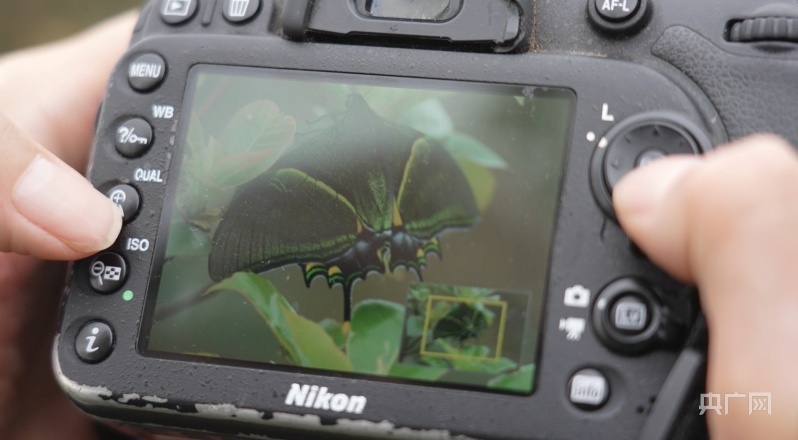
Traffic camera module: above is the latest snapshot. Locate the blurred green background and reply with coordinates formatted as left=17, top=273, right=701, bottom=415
left=0, top=0, right=141, bottom=54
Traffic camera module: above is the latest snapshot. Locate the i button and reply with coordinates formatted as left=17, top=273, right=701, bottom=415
left=75, top=322, right=114, bottom=363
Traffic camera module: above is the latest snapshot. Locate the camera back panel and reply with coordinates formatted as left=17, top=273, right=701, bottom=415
left=56, top=1, right=798, bottom=439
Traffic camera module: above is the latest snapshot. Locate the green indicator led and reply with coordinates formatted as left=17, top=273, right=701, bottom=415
left=122, top=290, right=134, bottom=302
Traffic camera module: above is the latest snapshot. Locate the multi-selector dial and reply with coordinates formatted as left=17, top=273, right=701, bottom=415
left=590, top=112, right=713, bottom=220
left=588, top=113, right=710, bottom=355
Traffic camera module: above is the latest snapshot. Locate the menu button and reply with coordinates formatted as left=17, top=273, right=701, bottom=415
left=128, top=53, right=167, bottom=92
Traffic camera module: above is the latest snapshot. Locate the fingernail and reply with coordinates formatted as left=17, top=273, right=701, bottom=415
left=613, top=156, right=701, bottom=223
left=12, top=156, right=122, bottom=253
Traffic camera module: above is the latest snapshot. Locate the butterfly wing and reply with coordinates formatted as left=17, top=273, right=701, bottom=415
left=208, top=168, right=364, bottom=282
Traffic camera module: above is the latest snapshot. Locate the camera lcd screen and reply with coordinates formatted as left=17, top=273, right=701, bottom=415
left=142, top=66, right=574, bottom=394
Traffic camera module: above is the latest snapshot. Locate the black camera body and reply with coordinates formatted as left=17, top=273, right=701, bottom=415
left=55, top=1, right=798, bottom=439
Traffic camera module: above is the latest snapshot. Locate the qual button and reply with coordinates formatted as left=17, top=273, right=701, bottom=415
left=106, top=184, right=141, bottom=223
left=128, top=53, right=166, bottom=92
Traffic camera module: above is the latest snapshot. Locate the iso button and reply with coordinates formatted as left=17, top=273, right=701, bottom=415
left=116, top=118, right=153, bottom=158
left=89, top=253, right=128, bottom=294
left=128, top=53, right=166, bottom=92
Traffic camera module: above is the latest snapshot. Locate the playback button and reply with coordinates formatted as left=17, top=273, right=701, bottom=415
left=116, top=118, right=153, bottom=158
left=89, top=253, right=128, bottom=294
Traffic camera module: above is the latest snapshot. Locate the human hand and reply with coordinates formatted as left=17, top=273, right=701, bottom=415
left=615, top=134, right=798, bottom=440
left=0, top=12, right=136, bottom=440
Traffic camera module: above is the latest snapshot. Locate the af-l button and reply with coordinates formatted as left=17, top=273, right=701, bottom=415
left=595, top=0, right=640, bottom=22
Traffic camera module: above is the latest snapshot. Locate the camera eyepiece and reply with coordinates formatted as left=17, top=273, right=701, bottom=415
left=366, top=0, right=452, bottom=21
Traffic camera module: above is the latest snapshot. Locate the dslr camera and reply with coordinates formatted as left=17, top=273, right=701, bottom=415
left=55, top=0, right=798, bottom=439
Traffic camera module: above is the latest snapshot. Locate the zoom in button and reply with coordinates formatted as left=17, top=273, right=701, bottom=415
left=106, top=185, right=140, bottom=223
left=89, top=253, right=128, bottom=294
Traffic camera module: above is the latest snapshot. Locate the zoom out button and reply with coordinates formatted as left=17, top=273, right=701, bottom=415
left=89, top=253, right=128, bottom=294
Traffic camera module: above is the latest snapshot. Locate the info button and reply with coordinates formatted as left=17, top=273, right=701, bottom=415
left=568, top=368, right=609, bottom=409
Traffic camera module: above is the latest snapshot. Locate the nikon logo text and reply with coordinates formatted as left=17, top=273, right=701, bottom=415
left=285, top=383, right=367, bottom=414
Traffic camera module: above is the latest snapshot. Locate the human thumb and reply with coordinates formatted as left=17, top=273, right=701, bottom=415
left=0, top=113, right=121, bottom=259
left=614, top=134, right=798, bottom=440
